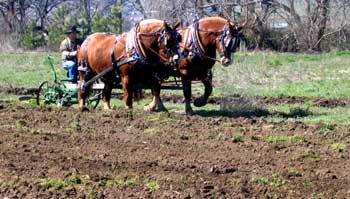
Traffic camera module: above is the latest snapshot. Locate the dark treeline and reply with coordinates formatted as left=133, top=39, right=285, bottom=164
left=1, top=0, right=349, bottom=52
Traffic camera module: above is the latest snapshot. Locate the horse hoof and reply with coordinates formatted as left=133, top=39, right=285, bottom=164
left=193, top=97, right=207, bottom=107
left=80, top=107, right=90, bottom=112
left=143, top=105, right=155, bottom=112
left=186, top=109, right=195, bottom=116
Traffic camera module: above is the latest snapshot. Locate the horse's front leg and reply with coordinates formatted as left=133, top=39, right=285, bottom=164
left=122, top=75, right=133, bottom=110
left=144, top=83, right=167, bottom=112
left=182, top=78, right=194, bottom=115
left=194, top=77, right=213, bottom=107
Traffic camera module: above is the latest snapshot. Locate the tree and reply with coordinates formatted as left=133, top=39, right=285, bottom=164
left=28, top=0, right=67, bottom=29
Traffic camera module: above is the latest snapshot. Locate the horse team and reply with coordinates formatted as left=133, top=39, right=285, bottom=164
left=77, top=16, right=246, bottom=115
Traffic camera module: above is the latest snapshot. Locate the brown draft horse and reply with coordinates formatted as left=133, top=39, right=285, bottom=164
left=77, top=19, right=181, bottom=112
left=176, top=16, right=246, bottom=115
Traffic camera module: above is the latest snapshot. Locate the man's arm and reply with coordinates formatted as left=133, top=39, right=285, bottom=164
left=60, top=39, right=77, bottom=60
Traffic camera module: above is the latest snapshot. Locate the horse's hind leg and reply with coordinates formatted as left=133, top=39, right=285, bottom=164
left=102, top=80, right=113, bottom=111
left=182, top=78, right=194, bottom=115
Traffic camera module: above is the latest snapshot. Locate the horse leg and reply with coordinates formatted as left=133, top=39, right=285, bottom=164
left=182, top=78, right=194, bottom=115
left=193, top=77, right=213, bottom=107
left=78, top=70, right=92, bottom=112
left=144, top=83, right=167, bottom=112
left=102, top=81, right=113, bottom=111
left=122, top=76, right=133, bottom=110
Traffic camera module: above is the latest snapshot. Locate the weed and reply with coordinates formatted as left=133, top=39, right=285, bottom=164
left=39, top=178, right=69, bottom=189
left=300, top=152, right=321, bottom=161
left=144, top=128, right=161, bottom=134
left=288, top=169, right=302, bottom=177
left=232, top=134, right=244, bottom=143
left=269, top=174, right=286, bottom=187
left=331, top=143, right=346, bottom=152
left=145, top=114, right=160, bottom=122
left=251, top=173, right=286, bottom=188
left=266, top=135, right=306, bottom=145
left=251, top=135, right=263, bottom=141
left=67, top=175, right=82, bottom=185
left=303, top=180, right=313, bottom=188
left=15, top=120, right=26, bottom=129
left=338, top=154, right=346, bottom=159
left=265, top=191, right=284, bottom=199
left=311, top=192, right=326, bottom=199
left=317, top=123, right=335, bottom=134
left=87, top=189, right=98, bottom=197
left=251, top=176, right=269, bottom=185
left=69, top=119, right=81, bottom=131
left=98, top=177, right=137, bottom=187
left=145, top=180, right=160, bottom=192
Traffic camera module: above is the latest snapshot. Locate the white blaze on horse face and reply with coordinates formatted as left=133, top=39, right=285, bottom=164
left=172, top=54, right=179, bottom=64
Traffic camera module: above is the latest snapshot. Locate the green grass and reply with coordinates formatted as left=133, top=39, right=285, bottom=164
left=0, top=53, right=64, bottom=88
left=266, top=104, right=350, bottom=125
left=1, top=51, right=350, bottom=125
left=214, top=51, right=350, bottom=98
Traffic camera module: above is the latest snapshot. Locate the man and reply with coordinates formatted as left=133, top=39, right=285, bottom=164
left=59, top=26, right=82, bottom=83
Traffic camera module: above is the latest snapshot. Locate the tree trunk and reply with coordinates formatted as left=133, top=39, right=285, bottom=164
left=315, top=0, right=330, bottom=51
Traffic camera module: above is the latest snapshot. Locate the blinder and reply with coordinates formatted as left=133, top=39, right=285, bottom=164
left=217, top=24, right=243, bottom=57
left=159, top=27, right=181, bottom=57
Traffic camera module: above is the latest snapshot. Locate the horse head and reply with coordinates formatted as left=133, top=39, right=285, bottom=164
left=215, top=18, right=246, bottom=67
left=158, top=20, right=182, bottom=64
left=137, top=19, right=182, bottom=65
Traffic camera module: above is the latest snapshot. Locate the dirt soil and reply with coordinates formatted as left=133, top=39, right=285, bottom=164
left=1, top=102, right=350, bottom=199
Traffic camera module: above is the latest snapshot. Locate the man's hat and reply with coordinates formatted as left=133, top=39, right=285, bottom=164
left=66, top=26, right=80, bottom=34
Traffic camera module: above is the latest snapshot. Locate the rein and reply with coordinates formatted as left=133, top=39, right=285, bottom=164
left=192, top=22, right=223, bottom=63
left=136, top=25, right=171, bottom=62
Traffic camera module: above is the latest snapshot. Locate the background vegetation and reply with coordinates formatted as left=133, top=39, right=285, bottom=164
left=0, top=0, right=349, bottom=52
left=1, top=51, right=350, bottom=125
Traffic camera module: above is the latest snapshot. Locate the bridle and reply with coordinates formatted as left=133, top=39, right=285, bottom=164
left=193, top=20, right=244, bottom=63
left=136, top=23, right=181, bottom=63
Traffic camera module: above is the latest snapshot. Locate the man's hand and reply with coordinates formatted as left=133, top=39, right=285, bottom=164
left=69, top=51, right=77, bottom=56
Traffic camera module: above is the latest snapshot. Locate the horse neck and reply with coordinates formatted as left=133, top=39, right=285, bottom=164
left=138, top=24, right=163, bottom=60
left=197, top=31, right=217, bottom=56
left=197, top=22, right=225, bottom=56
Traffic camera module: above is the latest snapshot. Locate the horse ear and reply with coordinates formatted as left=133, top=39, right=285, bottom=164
left=173, top=20, right=181, bottom=30
left=163, top=20, right=169, bottom=29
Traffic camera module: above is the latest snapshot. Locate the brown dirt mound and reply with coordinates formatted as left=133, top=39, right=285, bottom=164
left=0, top=104, right=349, bottom=198
left=160, top=94, right=350, bottom=108
left=1, top=85, right=350, bottom=108
left=0, top=85, right=37, bottom=95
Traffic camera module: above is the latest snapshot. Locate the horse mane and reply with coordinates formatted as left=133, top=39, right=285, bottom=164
left=139, top=19, right=163, bottom=26
left=199, top=16, right=228, bottom=24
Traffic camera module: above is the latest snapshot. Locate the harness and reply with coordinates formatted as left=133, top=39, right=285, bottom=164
left=110, top=22, right=175, bottom=80
left=180, top=21, right=242, bottom=63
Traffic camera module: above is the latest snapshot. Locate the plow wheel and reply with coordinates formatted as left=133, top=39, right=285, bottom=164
left=36, top=81, right=62, bottom=106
